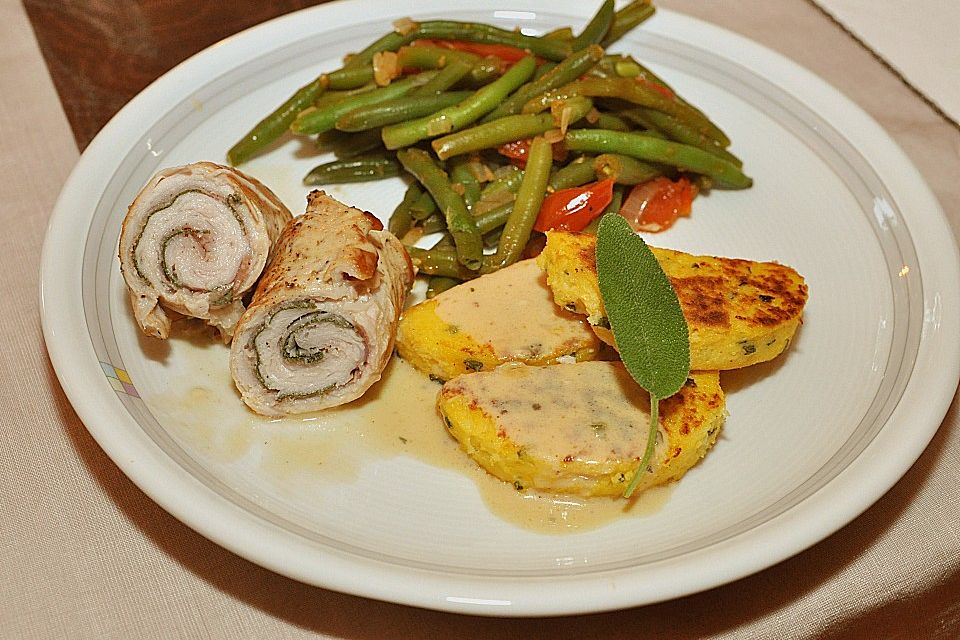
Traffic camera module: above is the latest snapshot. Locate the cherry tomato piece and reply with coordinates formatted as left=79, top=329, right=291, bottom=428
left=620, top=176, right=696, bottom=233
left=533, top=178, right=615, bottom=232
left=497, top=140, right=531, bottom=167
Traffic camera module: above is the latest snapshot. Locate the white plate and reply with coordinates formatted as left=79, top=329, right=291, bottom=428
left=40, top=0, right=960, bottom=616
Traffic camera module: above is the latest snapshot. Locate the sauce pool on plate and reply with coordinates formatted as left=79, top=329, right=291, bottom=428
left=149, top=344, right=670, bottom=533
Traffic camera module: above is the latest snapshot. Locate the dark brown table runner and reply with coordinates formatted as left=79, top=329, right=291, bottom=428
left=23, top=0, right=326, bottom=150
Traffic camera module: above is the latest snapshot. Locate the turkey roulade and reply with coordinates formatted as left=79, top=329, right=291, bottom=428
left=230, top=190, right=413, bottom=416
left=118, top=161, right=292, bottom=340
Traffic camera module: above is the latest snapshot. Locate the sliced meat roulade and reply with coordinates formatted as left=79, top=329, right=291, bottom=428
left=118, top=161, right=292, bottom=340
left=230, top=190, right=414, bottom=416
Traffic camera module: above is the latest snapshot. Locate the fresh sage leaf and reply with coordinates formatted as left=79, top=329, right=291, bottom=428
left=595, top=213, right=690, bottom=497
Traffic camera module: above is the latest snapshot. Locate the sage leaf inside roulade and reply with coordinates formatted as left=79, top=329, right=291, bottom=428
left=252, top=307, right=364, bottom=399
left=230, top=190, right=413, bottom=416
left=118, top=161, right=292, bottom=340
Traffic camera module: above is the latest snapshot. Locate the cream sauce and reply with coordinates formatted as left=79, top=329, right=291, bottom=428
left=151, top=352, right=670, bottom=534
left=433, top=259, right=596, bottom=361
left=449, top=361, right=665, bottom=464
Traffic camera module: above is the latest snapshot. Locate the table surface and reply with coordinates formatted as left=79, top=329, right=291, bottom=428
left=6, top=1, right=960, bottom=638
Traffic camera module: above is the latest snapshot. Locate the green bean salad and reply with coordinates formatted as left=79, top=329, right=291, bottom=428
left=227, top=0, right=751, bottom=294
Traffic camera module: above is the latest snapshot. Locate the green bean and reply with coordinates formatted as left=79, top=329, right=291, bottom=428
left=694, top=174, right=715, bottom=192
left=479, top=166, right=523, bottom=200
left=474, top=168, right=522, bottom=214
left=483, top=228, right=503, bottom=250
left=396, top=148, right=483, bottom=269
left=227, top=75, right=328, bottom=166
left=434, top=96, right=593, bottom=160
left=323, top=30, right=425, bottom=90
left=395, top=46, right=499, bottom=85
left=601, top=0, right=656, bottom=48
left=227, top=19, right=524, bottom=165
left=548, top=155, right=596, bottom=191
left=607, top=55, right=732, bottom=148
left=409, top=189, right=437, bottom=221
left=388, top=182, right=422, bottom=238
left=587, top=54, right=627, bottom=78
left=622, top=108, right=742, bottom=167
left=571, top=0, right=615, bottom=50
left=433, top=232, right=455, bottom=249
left=326, top=65, right=376, bottom=90
left=330, top=128, right=385, bottom=159
left=420, top=212, right=447, bottom=235
left=345, top=30, right=415, bottom=68
left=396, top=44, right=476, bottom=69
left=472, top=189, right=512, bottom=215
left=292, top=74, right=432, bottom=135
left=449, top=159, right=482, bottom=209
left=303, top=155, right=400, bottom=185
left=543, top=27, right=574, bottom=41
left=617, top=105, right=660, bottom=132
left=433, top=113, right=553, bottom=160
left=414, top=59, right=475, bottom=95
left=565, top=129, right=752, bottom=189
left=606, top=55, right=679, bottom=98
left=335, top=91, right=472, bottom=132
left=552, top=94, right=597, bottom=123
left=532, top=61, right=557, bottom=80
left=593, top=153, right=662, bottom=185
left=227, top=72, right=380, bottom=164
left=474, top=201, right=513, bottom=234
left=524, top=77, right=726, bottom=146
left=314, top=127, right=352, bottom=152
left=406, top=202, right=514, bottom=258
left=382, top=56, right=537, bottom=150
left=482, top=45, right=604, bottom=122
left=426, top=276, right=460, bottom=298
left=604, top=183, right=625, bottom=216
left=487, top=137, right=552, bottom=271
left=407, top=246, right=480, bottom=280
left=587, top=111, right=632, bottom=132
left=311, top=84, right=378, bottom=110
left=413, top=20, right=572, bottom=61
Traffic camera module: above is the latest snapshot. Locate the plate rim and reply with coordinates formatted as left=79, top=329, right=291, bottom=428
left=40, top=0, right=960, bottom=616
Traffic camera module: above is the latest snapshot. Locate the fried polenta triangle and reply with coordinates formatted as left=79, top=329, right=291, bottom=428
left=537, top=231, right=808, bottom=370
left=438, top=361, right=725, bottom=497
left=397, top=259, right=601, bottom=381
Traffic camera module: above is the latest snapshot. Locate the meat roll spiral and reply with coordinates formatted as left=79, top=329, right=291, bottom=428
left=230, top=190, right=413, bottom=416
left=118, top=161, right=292, bottom=340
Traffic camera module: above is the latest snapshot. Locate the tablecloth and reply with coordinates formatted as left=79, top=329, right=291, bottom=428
left=4, top=0, right=959, bottom=637
left=813, top=0, right=960, bottom=127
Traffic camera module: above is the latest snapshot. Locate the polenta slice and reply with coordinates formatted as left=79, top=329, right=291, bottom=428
left=396, top=259, right=601, bottom=381
left=438, top=361, right=725, bottom=498
left=537, top=231, right=808, bottom=370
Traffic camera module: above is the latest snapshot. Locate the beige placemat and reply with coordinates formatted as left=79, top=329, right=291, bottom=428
left=4, top=0, right=959, bottom=638
left=812, top=0, right=960, bottom=127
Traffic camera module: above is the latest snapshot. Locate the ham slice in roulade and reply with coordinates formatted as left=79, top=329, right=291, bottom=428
left=118, top=161, right=292, bottom=340
left=230, top=190, right=414, bottom=416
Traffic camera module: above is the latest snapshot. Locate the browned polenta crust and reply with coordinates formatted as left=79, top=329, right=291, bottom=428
left=539, top=231, right=808, bottom=370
